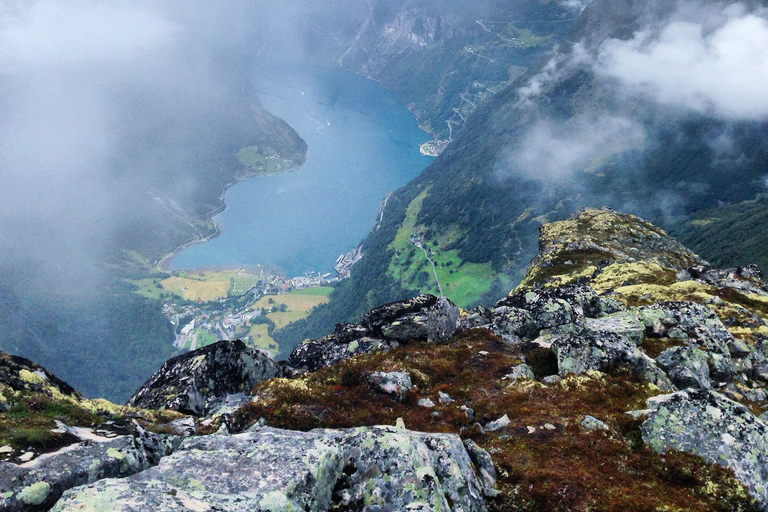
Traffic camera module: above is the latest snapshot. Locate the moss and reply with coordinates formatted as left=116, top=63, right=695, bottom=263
left=18, top=481, right=51, bottom=506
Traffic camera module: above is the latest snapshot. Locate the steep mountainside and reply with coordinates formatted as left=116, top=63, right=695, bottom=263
left=257, top=0, right=581, bottom=141
left=5, top=208, right=768, bottom=511
left=278, top=0, right=768, bottom=351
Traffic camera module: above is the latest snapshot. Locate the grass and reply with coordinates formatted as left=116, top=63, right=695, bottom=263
left=233, top=329, right=756, bottom=511
left=156, top=270, right=260, bottom=302
left=387, top=188, right=499, bottom=307
left=252, top=287, right=332, bottom=330
left=247, top=324, right=278, bottom=353
left=267, top=311, right=311, bottom=330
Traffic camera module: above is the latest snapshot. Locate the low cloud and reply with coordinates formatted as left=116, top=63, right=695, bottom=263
left=560, top=0, right=593, bottom=13
left=597, top=3, right=768, bottom=121
left=497, top=115, right=646, bottom=181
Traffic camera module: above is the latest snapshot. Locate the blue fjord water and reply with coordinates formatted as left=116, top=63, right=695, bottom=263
left=169, top=60, right=433, bottom=276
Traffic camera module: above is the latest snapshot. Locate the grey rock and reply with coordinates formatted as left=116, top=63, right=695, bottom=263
left=552, top=333, right=674, bottom=391
left=438, top=391, right=455, bottom=404
left=599, top=296, right=626, bottom=315
left=645, top=302, right=734, bottom=355
left=418, top=398, right=435, bottom=408
left=363, top=294, right=460, bottom=342
left=127, top=340, right=280, bottom=416
left=491, top=306, right=538, bottom=341
left=497, top=289, right=575, bottom=331
left=503, top=364, right=535, bottom=382
left=747, top=388, right=767, bottom=402
left=655, top=346, right=711, bottom=390
left=285, top=336, right=390, bottom=376
left=542, top=375, right=563, bottom=385
left=459, top=306, right=493, bottom=330
left=583, top=313, right=646, bottom=346
left=484, top=414, right=511, bottom=432
left=729, top=339, right=753, bottom=359
left=581, top=415, right=609, bottom=431
left=463, top=439, right=499, bottom=498
left=641, top=389, right=768, bottom=507
left=368, top=371, right=412, bottom=400
left=1, top=424, right=173, bottom=512
left=52, top=426, right=488, bottom=512
left=206, top=392, right=251, bottom=417
left=755, top=364, right=768, bottom=383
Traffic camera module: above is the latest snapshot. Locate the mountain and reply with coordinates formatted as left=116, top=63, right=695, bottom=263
left=255, top=0, right=582, bottom=141
left=4, top=208, right=768, bottom=511
left=276, top=0, right=768, bottom=352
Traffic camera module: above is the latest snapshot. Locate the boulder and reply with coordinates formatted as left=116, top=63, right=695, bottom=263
left=51, top=426, right=488, bottom=512
left=641, top=389, right=768, bottom=507
left=127, top=340, right=280, bottom=416
left=362, top=294, right=460, bottom=342
left=491, top=306, right=538, bottom=342
left=497, top=289, right=575, bottom=331
left=645, top=302, right=733, bottom=355
left=582, top=313, right=646, bottom=347
left=551, top=333, right=674, bottom=391
left=368, top=371, right=412, bottom=400
left=1, top=423, right=173, bottom=512
left=284, top=336, right=391, bottom=376
left=655, top=346, right=711, bottom=390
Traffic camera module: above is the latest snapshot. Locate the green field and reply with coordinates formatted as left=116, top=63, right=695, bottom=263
left=247, top=324, right=278, bottom=353
left=253, top=287, right=333, bottom=330
left=386, top=189, right=499, bottom=308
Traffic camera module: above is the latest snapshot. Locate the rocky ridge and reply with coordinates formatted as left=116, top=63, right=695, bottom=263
left=2, top=207, right=768, bottom=511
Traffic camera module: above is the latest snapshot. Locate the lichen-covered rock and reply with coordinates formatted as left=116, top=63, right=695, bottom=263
left=552, top=333, right=674, bottom=391
left=491, top=306, right=538, bottom=342
left=641, top=389, right=768, bottom=507
left=582, top=313, right=646, bottom=347
left=51, top=426, right=488, bottom=512
left=1, top=423, right=173, bottom=512
left=284, top=336, right=391, bottom=376
left=0, top=351, right=80, bottom=399
left=368, top=371, right=412, bottom=399
left=517, top=208, right=706, bottom=289
left=127, top=340, right=280, bottom=416
left=646, top=302, right=734, bottom=355
left=655, top=346, right=711, bottom=390
left=363, top=295, right=460, bottom=342
left=503, top=364, right=535, bottom=382
left=463, top=439, right=498, bottom=497
left=498, top=289, right=576, bottom=331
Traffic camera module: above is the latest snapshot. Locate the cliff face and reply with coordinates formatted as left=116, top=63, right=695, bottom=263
left=4, top=208, right=768, bottom=511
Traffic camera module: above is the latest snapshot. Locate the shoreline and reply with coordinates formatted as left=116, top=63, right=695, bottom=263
left=155, top=162, right=305, bottom=274
left=158, top=59, right=438, bottom=276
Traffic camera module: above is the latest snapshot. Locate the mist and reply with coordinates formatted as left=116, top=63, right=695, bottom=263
left=497, top=0, right=768, bottom=186
left=596, top=2, right=768, bottom=121
left=0, top=0, right=278, bottom=290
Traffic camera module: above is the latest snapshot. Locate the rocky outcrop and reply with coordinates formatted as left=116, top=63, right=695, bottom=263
left=127, top=340, right=280, bottom=416
left=641, top=389, right=768, bottom=507
left=51, top=426, right=488, bottom=512
left=285, top=295, right=459, bottom=375
left=0, top=422, right=174, bottom=512
left=0, top=352, right=80, bottom=400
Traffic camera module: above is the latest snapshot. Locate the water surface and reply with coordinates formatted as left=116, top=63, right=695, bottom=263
left=170, top=59, right=433, bottom=276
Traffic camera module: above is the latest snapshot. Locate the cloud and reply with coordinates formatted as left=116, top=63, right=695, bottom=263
left=497, top=115, right=646, bottom=181
left=596, top=3, right=768, bottom=121
left=559, top=0, right=593, bottom=13
left=0, top=0, right=271, bottom=288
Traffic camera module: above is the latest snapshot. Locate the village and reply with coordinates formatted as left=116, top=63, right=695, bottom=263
left=157, top=247, right=363, bottom=356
